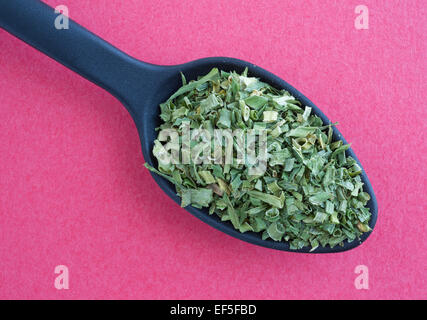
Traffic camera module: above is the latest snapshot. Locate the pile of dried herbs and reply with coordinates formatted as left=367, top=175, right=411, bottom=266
left=145, top=68, right=372, bottom=251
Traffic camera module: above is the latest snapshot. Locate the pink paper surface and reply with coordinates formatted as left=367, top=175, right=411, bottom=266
left=0, top=0, right=425, bottom=300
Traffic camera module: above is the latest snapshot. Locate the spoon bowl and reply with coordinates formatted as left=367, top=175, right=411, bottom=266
left=0, top=0, right=377, bottom=253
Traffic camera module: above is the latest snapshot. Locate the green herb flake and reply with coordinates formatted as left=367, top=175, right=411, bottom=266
left=145, top=68, right=372, bottom=251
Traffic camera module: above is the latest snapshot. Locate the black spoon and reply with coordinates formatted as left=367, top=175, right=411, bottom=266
left=0, top=0, right=377, bottom=253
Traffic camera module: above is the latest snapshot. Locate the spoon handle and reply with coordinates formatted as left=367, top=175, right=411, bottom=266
left=0, top=0, right=159, bottom=114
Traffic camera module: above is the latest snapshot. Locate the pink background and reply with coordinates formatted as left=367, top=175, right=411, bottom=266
left=0, top=0, right=426, bottom=300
